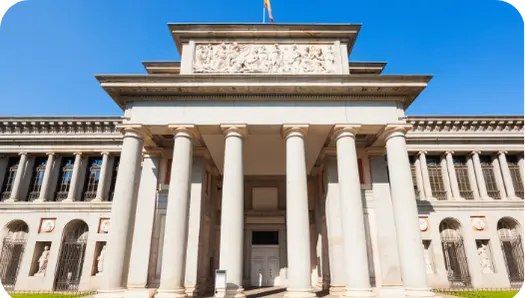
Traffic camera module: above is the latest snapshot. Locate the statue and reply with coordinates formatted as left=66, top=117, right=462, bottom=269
left=35, top=246, right=50, bottom=276
left=477, top=243, right=492, bottom=273
left=97, top=244, right=106, bottom=274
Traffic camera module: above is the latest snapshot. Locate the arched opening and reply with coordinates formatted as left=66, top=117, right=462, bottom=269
left=439, top=219, right=471, bottom=288
left=0, top=220, right=28, bottom=291
left=497, top=217, right=524, bottom=287
left=54, top=220, right=89, bottom=291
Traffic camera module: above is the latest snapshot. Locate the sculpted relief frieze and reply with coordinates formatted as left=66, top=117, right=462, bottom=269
left=193, top=43, right=337, bottom=74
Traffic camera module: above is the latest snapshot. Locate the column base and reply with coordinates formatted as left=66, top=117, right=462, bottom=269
left=95, top=289, right=127, bottom=298
left=3, top=198, right=15, bottom=203
left=92, top=197, right=103, bottom=203
left=480, top=196, right=493, bottom=201
left=341, top=287, right=375, bottom=297
left=124, top=289, right=158, bottom=298
left=508, top=196, right=521, bottom=200
left=284, top=288, right=315, bottom=298
left=32, top=198, right=45, bottom=203
left=184, top=285, right=199, bottom=297
left=404, top=288, right=435, bottom=298
left=215, top=288, right=245, bottom=298
left=155, top=289, right=188, bottom=298
left=61, top=198, right=74, bottom=203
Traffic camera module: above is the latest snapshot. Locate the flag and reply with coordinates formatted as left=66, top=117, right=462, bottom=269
left=264, top=0, right=274, bottom=23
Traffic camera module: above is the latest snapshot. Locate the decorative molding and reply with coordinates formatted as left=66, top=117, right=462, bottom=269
left=193, top=43, right=337, bottom=74
left=39, top=218, right=56, bottom=233
left=419, top=217, right=429, bottom=232
left=99, top=218, right=110, bottom=234
left=0, top=119, right=121, bottom=136
left=471, top=216, right=486, bottom=231
left=407, top=118, right=524, bottom=134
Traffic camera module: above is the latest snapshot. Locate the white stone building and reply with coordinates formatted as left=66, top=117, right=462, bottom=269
left=0, top=24, right=523, bottom=298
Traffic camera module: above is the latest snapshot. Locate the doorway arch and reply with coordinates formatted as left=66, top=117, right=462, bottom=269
left=497, top=217, right=524, bottom=287
left=0, top=220, right=28, bottom=291
left=54, top=220, right=89, bottom=291
left=439, top=218, right=471, bottom=288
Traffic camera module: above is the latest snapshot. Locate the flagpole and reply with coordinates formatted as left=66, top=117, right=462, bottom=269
left=263, top=6, right=266, bottom=24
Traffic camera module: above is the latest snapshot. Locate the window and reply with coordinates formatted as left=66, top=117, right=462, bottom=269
left=252, top=231, right=279, bottom=245
left=82, top=158, right=102, bottom=201
left=410, top=156, right=419, bottom=199
left=55, top=157, right=75, bottom=201
left=480, top=156, right=501, bottom=200
left=506, top=156, right=523, bottom=199
left=427, top=156, right=446, bottom=200
left=1, top=157, right=18, bottom=201
left=27, top=157, right=47, bottom=201
left=108, top=157, right=120, bottom=202
left=453, top=156, right=473, bottom=200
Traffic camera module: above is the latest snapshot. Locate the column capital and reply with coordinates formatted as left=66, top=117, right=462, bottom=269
left=444, top=150, right=454, bottom=155
left=417, top=151, right=427, bottom=156
left=73, top=152, right=83, bottom=156
left=18, top=151, right=27, bottom=156
left=46, top=152, right=55, bottom=156
left=332, top=124, right=361, bottom=140
left=117, top=124, right=149, bottom=140
left=100, top=151, right=111, bottom=156
left=282, top=124, right=309, bottom=139
left=168, top=124, right=200, bottom=139
left=497, top=150, right=508, bottom=156
left=470, top=150, right=481, bottom=156
left=220, top=124, right=248, bottom=138
left=383, top=123, right=412, bottom=141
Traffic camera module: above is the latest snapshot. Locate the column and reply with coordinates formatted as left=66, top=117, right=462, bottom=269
left=413, top=156, right=425, bottom=200
left=7, top=152, right=28, bottom=202
left=94, top=152, right=111, bottom=202
left=282, top=125, right=314, bottom=298
left=333, top=125, right=373, bottom=297
left=96, top=126, right=144, bottom=298
left=324, top=158, right=346, bottom=293
left=465, top=155, right=480, bottom=200
left=217, top=125, right=246, bottom=298
left=384, top=125, right=433, bottom=297
left=125, top=152, right=160, bottom=298
left=471, top=151, right=491, bottom=200
left=498, top=151, right=519, bottom=200
left=35, top=153, right=55, bottom=202
left=445, top=151, right=462, bottom=200
left=440, top=155, right=453, bottom=200
left=0, top=156, right=7, bottom=194
left=519, top=155, right=524, bottom=186
left=418, top=152, right=434, bottom=200
left=492, top=156, right=507, bottom=199
left=64, top=152, right=83, bottom=202
left=156, top=126, right=196, bottom=298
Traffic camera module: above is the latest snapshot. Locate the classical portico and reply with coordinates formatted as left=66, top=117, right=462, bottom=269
left=88, top=23, right=438, bottom=298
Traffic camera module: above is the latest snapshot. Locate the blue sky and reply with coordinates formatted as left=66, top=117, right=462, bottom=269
left=0, top=0, right=523, bottom=116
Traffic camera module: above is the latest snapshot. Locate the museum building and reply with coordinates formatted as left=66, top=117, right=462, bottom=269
left=0, top=24, right=523, bottom=298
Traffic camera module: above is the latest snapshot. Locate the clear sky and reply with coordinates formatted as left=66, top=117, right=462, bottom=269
left=0, top=0, right=523, bottom=116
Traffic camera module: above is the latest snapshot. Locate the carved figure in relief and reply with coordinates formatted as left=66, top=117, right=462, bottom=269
left=477, top=243, right=492, bottom=273
left=269, top=44, right=282, bottom=72
left=35, top=246, right=50, bottom=276
left=97, top=244, right=106, bottom=274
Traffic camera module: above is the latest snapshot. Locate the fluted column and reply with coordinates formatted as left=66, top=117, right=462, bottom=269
left=217, top=125, right=246, bottom=298
left=492, top=156, right=507, bottom=200
left=471, top=151, right=491, bottom=200
left=445, top=151, right=462, bottom=200
left=519, top=155, right=524, bottom=186
left=282, top=125, right=314, bottom=298
left=94, top=152, right=111, bottom=202
left=7, top=152, right=28, bottom=202
left=418, top=152, right=434, bottom=200
left=413, top=155, right=425, bottom=200
left=96, top=126, right=144, bottom=298
left=498, top=151, right=519, bottom=200
left=465, top=155, right=480, bottom=200
left=156, top=126, right=196, bottom=298
left=440, top=155, right=453, bottom=200
left=384, top=125, right=432, bottom=297
left=35, top=153, right=55, bottom=202
left=333, top=125, right=373, bottom=297
left=64, top=152, right=83, bottom=202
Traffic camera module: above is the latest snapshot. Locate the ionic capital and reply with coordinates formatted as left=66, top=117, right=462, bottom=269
left=444, top=150, right=454, bottom=155
left=417, top=150, right=427, bottom=156
left=470, top=150, right=481, bottom=156
left=282, top=124, right=309, bottom=139
left=116, top=124, right=148, bottom=140
left=497, top=150, right=508, bottom=156
left=220, top=124, right=248, bottom=138
left=100, top=151, right=111, bottom=156
left=73, top=152, right=83, bottom=156
left=46, top=152, right=56, bottom=157
left=18, top=151, right=27, bottom=156
left=168, top=124, right=200, bottom=140
left=332, top=124, right=361, bottom=140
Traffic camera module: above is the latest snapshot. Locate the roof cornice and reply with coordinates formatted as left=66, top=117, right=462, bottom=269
left=407, top=117, right=524, bottom=135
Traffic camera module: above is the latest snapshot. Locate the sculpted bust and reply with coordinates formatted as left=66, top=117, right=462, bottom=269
left=193, top=43, right=337, bottom=74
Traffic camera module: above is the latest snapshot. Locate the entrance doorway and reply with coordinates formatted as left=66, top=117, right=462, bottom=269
left=251, top=231, right=280, bottom=287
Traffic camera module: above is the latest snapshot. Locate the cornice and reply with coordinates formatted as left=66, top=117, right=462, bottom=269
left=407, top=118, right=524, bottom=135
left=0, top=118, right=122, bottom=136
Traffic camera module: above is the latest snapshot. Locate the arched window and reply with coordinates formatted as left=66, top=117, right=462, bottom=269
left=0, top=220, right=28, bottom=291
left=82, top=158, right=102, bottom=201
left=54, top=220, right=89, bottom=291
left=55, top=157, right=75, bottom=201
left=27, top=157, right=48, bottom=201
left=498, top=218, right=524, bottom=287
left=439, top=219, right=471, bottom=287
left=1, top=158, right=19, bottom=201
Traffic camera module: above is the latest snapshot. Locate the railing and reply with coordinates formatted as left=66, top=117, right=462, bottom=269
left=0, top=191, right=11, bottom=201
left=433, top=191, right=448, bottom=200
left=55, top=191, right=69, bottom=201
left=27, top=191, right=41, bottom=201
left=460, top=190, right=474, bottom=200
left=515, top=190, right=524, bottom=200
left=487, top=190, right=501, bottom=200
left=82, top=191, right=97, bottom=201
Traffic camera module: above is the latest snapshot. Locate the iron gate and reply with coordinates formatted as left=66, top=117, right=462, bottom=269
left=54, top=223, right=89, bottom=291
left=0, top=237, right=26, bottom=291
left=500, top=236, right=524, bottom=287
left=441, top=237, right=471, bottom=288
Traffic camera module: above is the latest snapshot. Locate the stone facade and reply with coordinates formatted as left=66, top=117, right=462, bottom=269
left=0, top=24, right=523, bottom=298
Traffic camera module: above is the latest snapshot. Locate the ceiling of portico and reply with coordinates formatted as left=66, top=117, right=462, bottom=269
left=201, top=125, right=332, bottom=175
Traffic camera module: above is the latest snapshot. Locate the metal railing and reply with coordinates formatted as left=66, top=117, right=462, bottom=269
left=460, top=190, right=474, bottom=200
left=1, top=192, right=11, bottom=201
left=433, top=191, right=448, bottom=200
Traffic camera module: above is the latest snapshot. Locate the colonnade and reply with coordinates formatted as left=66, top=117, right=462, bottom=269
left=95, top=124, right=433, bottom=298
